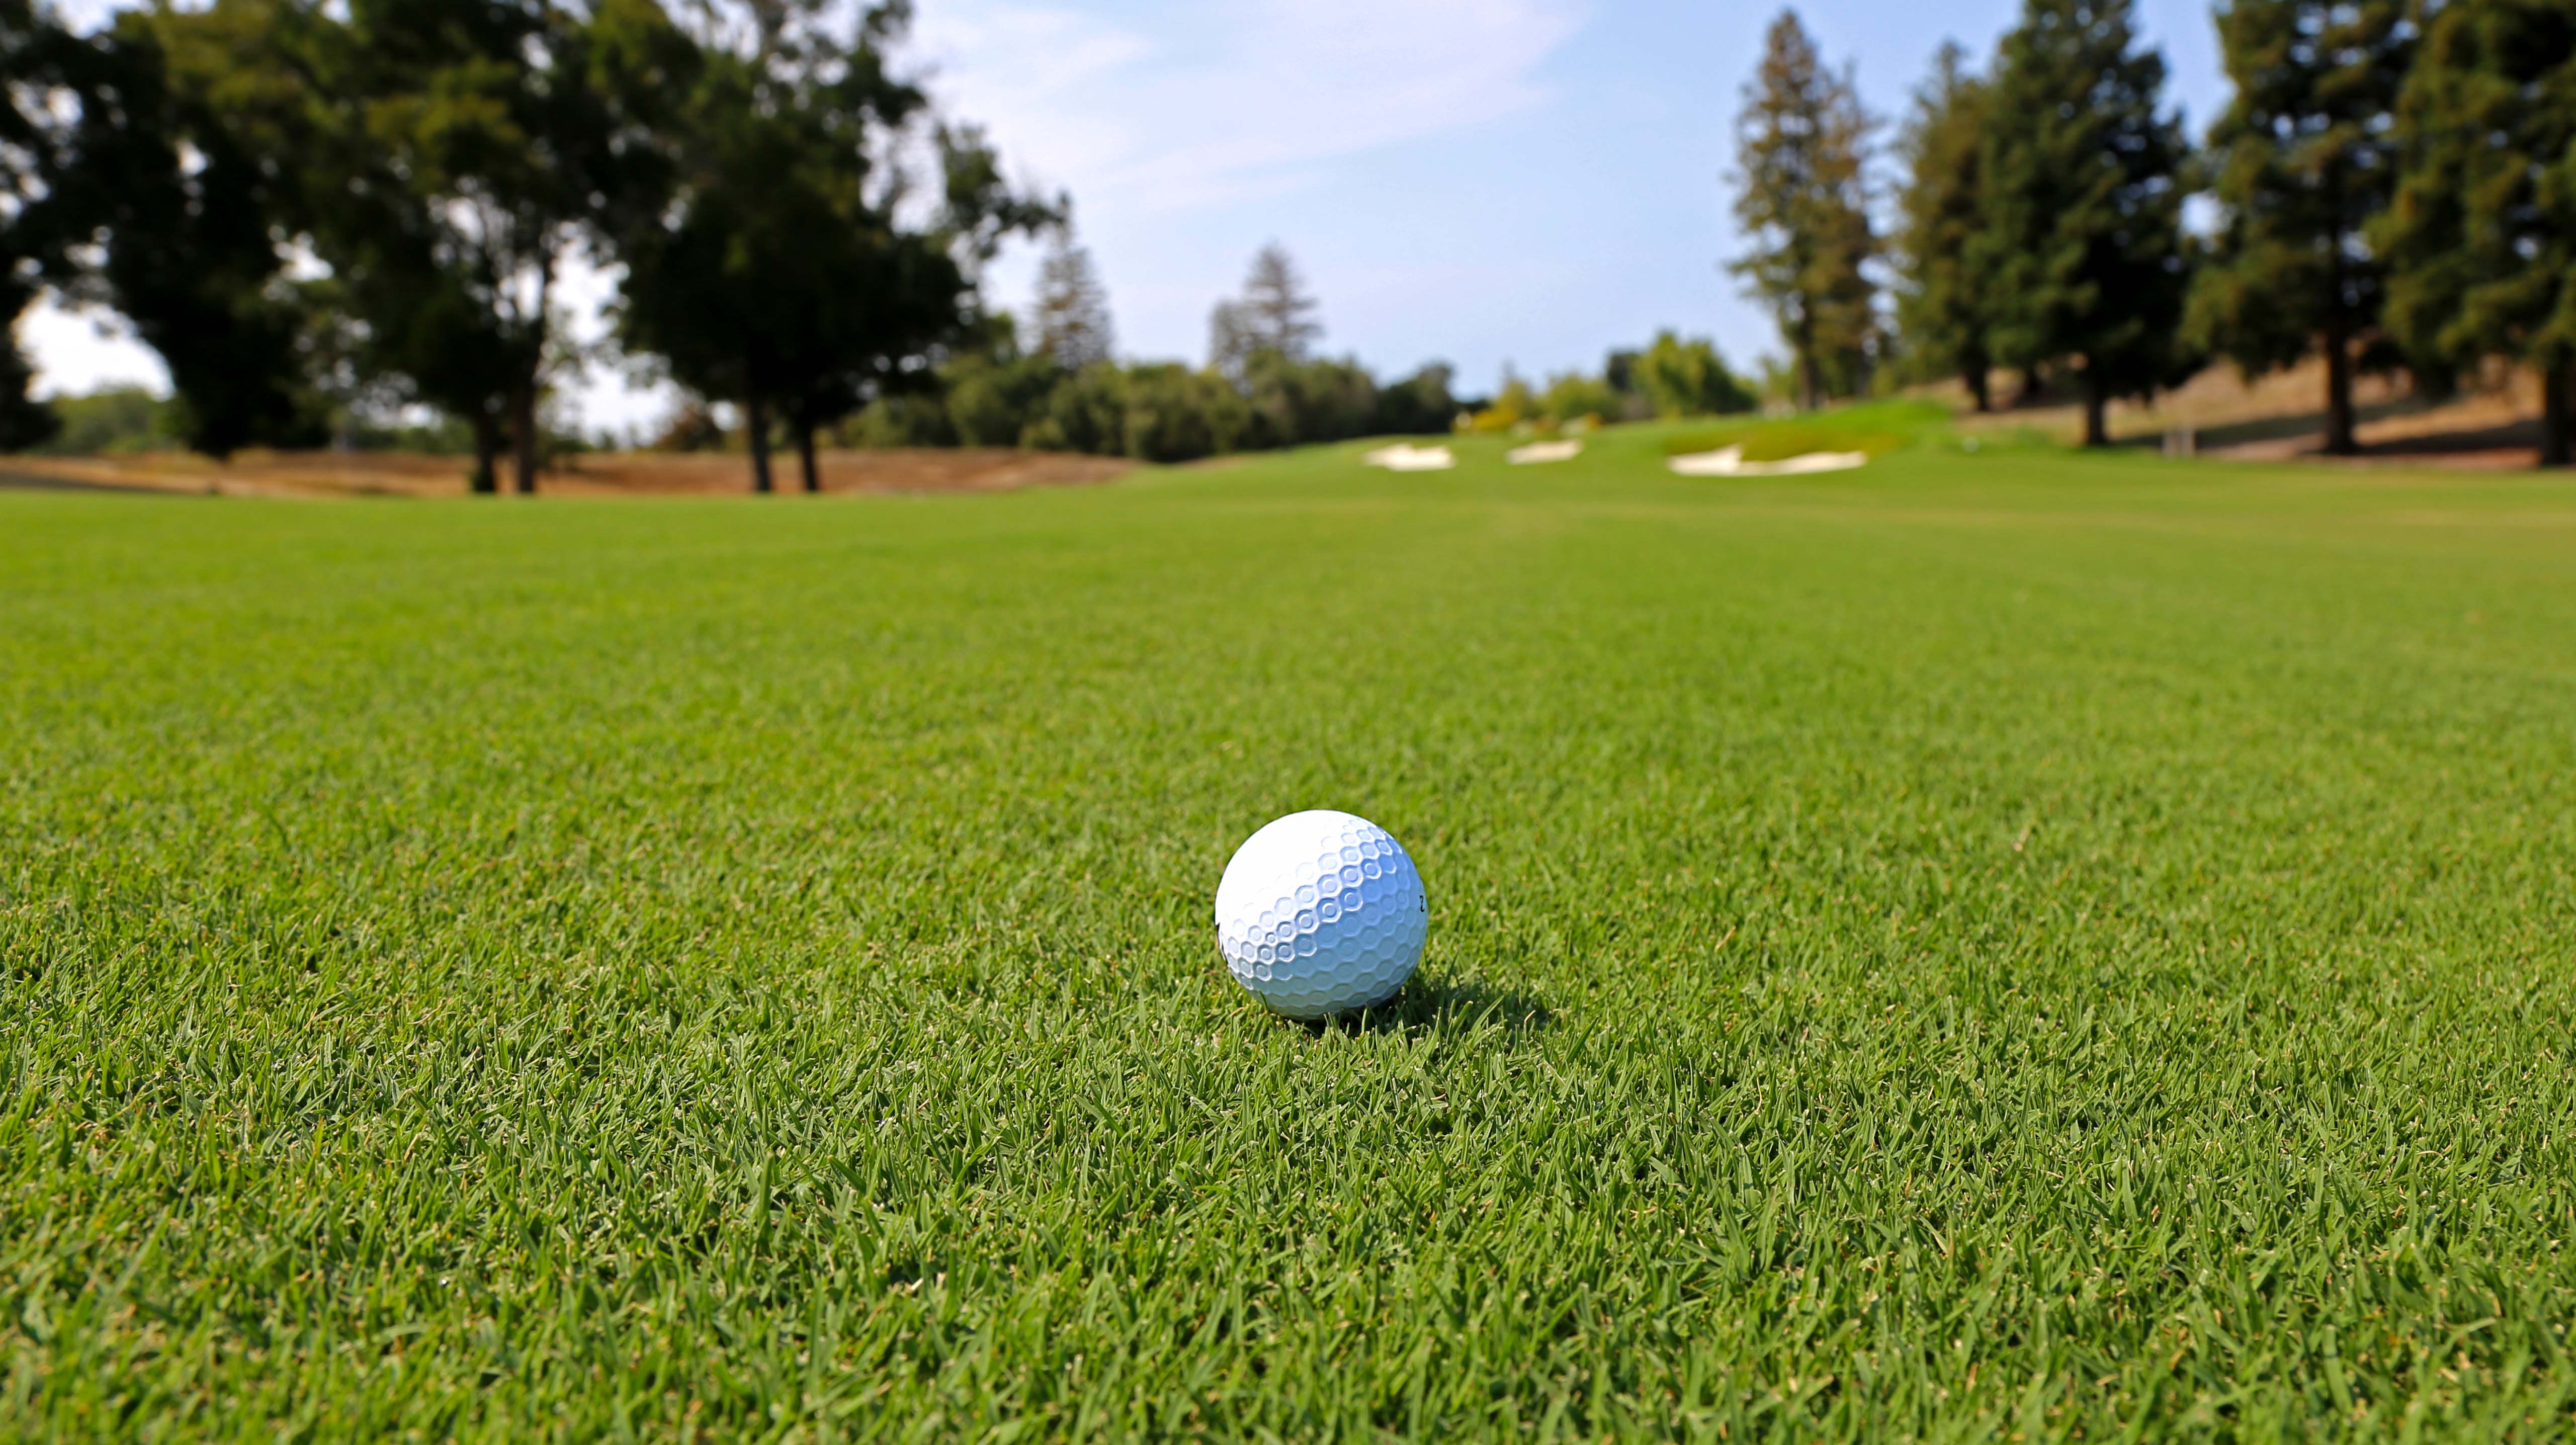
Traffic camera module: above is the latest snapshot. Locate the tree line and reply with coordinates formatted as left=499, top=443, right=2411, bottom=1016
left=831, top=240, right=1760, bottom=460
left=1737, top=0, right=2576, bottom=464
left=0, top=0, right=1055, bottom=492
left=838, top=241, right=1474, bottom=462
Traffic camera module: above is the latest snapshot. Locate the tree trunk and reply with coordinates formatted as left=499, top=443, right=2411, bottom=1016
left=795, top=423, right=820, bottom=493
left=2014, top=368, right=2046, bottom=408
left=2322, top=321, right=2357, bottom=457
left=2083, top=372, right=2110, bottom=448
left=509, top=382, right=540, bottom=494
left=1963, top=358, right=1991, bottom=414
left=745, top=389, right=774, bottom=494
left=468, top=414, right=500, bottom=495
left=1794, top=312, right=1820, bottom=412
left=2544, top=362, right=2573, bottom=469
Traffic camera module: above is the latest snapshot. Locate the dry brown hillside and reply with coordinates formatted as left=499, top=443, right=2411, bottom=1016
left=1940, top=358, right=2549, bottom=468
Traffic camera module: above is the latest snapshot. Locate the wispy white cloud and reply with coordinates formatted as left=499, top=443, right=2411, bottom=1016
left=913, top=0, right=1587, bottom=212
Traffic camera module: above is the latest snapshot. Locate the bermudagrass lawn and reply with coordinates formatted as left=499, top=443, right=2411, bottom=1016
left=5, top=428, right=2575, bottom=1440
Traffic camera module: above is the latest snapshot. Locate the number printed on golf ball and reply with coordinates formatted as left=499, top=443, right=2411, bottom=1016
left=1215, top=810, right=1428, bottom=1020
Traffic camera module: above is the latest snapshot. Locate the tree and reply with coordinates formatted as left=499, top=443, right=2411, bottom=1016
left=1210, top=242, right=1321, bottom=379
left=1242, top=352, right=1375, bottom=450
left=1894, top=41, right=1998, bottom=412
left=1731, top=10, right=1878, bottom=411
left=1633, top=331, right=1758, bottom=417
left=5, top=0, right=325, bottom=457
left=1371, top=363, right=1457, bottom=436
left=2377, top=0, right=2575, bottom=466
left=1031, top=236, right=1114, bottom=369
left=2190, top=0, right=2412, bottom=455
left=618, top=2, right=1052, bottom=493
left=0, top=0, right=62, bottom=451
left=1978, top=0, right=2195, bottom=446
left=272, top=0, right=651, bottom=493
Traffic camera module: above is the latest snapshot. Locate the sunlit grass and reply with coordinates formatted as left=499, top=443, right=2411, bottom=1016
left=1660, top=398, right=1952, bottom=460
left=5, top=441, right=2576, bottom=1438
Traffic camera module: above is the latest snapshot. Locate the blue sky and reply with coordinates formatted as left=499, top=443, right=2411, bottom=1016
left=21, top=0, right=2230, bottom=429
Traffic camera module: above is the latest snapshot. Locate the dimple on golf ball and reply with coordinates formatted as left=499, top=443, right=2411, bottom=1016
left=1215, top=810, right=1428, bottom=1019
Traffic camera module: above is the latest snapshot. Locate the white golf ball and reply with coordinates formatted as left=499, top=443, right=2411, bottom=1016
left=1215, top=810, right=1428, bottom=1019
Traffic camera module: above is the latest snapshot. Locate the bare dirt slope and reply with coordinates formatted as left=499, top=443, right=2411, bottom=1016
left=1945, top=358, right=2549, bottom=468
left=0, top=446, right=1133, bottom=498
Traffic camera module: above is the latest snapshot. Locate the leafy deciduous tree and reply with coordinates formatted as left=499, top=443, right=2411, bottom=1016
left=288, top=0, right=651, bottom=493
left=619, top=2, right=1050, bottom=493
left=7, top=0, right=323, bottom=456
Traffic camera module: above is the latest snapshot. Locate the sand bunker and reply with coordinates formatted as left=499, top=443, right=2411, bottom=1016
left=1361, top=444, right=1457, bottom=472
left=1667, top=445, right=1869, bottom=477
left=1506, top=440, right=1583, bottom=465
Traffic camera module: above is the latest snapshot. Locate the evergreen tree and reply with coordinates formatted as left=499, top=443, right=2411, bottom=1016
left=1894, top=42, right=1996, bottom=412
left=1210, top=242, right=1320, bottom=380
left=1032, top=237, right=1114, bottom=370
left=1730, top=10, right=1877, bottom=411
left=1978, top=0, right=2194, bottom=446
left=2191, top=0, right=2413, bottom=455
left=2377, top=0, right=2576, bottom=465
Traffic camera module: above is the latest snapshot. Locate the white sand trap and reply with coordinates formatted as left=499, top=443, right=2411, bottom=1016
left=1361, top=444, right=1456, bottom=472
left=1506, top=440, right=1583, bottom=465
left=1667, top=445, right=1869, bottom=477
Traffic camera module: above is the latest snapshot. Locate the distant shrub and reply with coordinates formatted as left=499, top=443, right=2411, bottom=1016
left=1371, top=363, right=1457, bottom=436
left=37, top=387, right=183, bottom=455
left=1122, top=364, right=1246, bottom=463
left=1634, top=332, right=1757, bottom=418
left=946, top=356, right=1065, bottom=447
left=1244, top=352, right=1378, bottom=450
left=1023, top=363, right=1128, bottom=454
left=1460, top=373, right=1539, bottom=433
left=848, top=393, right=955, bottom=448
left=650, top=402, right=729, bottom=452
left=1541, top=371, right=1621, bottom=426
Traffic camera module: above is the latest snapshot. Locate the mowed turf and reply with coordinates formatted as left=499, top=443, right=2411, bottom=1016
left=5, top=427, right=2576, bottom=1441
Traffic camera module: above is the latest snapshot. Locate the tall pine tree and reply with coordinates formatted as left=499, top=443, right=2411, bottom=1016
left=1731, top=10, right=1877, bottom=411
left=1032, top=237, right=1114, bottom=370
left=2377, top=0, right=2575, bottom=466
left=1978, top=0, right=2193, bottom=446
left=1894, top=42, right=1996, bottom=412
left=2190, top=0, right=2413, bottom=455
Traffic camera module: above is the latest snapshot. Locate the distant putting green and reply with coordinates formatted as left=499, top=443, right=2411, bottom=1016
left=6, top=433, right=2576, bottom=1439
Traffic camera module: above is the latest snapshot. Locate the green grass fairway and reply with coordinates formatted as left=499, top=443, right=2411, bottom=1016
left=9, top=431, right=2576, bottom=1440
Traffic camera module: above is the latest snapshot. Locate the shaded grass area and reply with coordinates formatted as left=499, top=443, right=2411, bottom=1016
left=5, top=441, right=2576, bottom=1438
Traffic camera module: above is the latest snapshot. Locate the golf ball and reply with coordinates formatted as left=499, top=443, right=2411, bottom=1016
left=1215, top=810, right=1428, bottom=1019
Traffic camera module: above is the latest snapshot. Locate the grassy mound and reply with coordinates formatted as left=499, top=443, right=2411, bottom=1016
left=6, top=442, right=2576, bottom=1437
left=1662, top=398, right=1952, bottom=461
